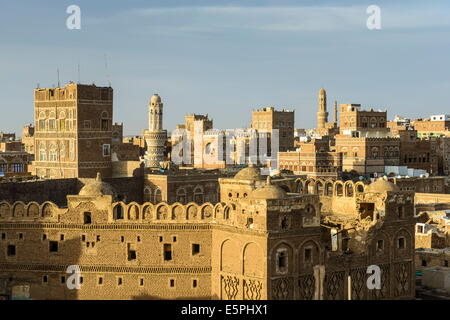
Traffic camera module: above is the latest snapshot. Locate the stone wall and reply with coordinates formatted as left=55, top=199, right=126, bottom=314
left=0, top=179, right=78, bottom=206
left=0, top=176, right=144, bottom=207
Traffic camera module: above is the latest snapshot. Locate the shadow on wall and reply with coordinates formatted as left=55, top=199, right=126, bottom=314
left=0, top=176, right=145, bottom=208
left=0, top=178, right=79, bottom=206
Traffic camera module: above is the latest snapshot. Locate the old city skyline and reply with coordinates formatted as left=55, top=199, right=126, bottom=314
left=3, top=81, right=447, bottom=137
left=1, top=1, right=450, bottom=302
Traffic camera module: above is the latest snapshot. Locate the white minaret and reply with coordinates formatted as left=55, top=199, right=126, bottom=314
left=144, top=94, right=167, bottom=168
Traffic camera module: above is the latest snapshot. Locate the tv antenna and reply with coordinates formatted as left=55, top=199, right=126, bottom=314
left=57, top=68, right=60, bottom=87
left=77, top=62, right=81, bottom=84
left=104, top=54, right=111, bottom=87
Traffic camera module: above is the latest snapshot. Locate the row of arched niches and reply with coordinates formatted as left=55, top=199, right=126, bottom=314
left=0, top=201, right=237, bottom=222
left=291, top=178, right=366, bottom=197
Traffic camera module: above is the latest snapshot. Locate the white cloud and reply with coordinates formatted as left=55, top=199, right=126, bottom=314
left=109, top=4, right=450, bottom=34
left=126, top=6, right=365, bottom=32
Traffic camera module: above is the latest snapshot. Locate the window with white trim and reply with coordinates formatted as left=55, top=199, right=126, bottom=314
left=102, top=144, right=111, bottom=157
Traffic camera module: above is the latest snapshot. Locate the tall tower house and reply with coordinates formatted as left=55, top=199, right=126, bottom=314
left=144, top=94, right=167, bottom=168
left=333, top=100, right=338, bottom=125
left=317, top=88, right=328, bottom=129
left=33, top=83, right=113, bottom=179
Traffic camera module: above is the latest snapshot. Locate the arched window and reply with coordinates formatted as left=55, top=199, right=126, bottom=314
left=101, top=111, right=109, bottom=131
left=315, top=182, right=323, bottom=195
left=39, top=143, right=47, bottom=161
left=143, top=187, right=152, bottom=202
left=68, top=109, right=74, bottom=130
left=154, top=188, right=162, bottom=203
left=325, top=182, right=333, bottom=196
left=48, top=112, right=56, bottom=131
left=335, top=183, right=343, bottom=197
left=38, top=112, right=46, bottom=131
left=59, top=111, right=66, bottom=131
left=114, top=205, right=124, bottom=220
left=397, top=236, right=406, bottom=249
left=49, top=144, right=58, bottom=162
left=276, top=249, right=288, bottom=274
left=356, top=184, right=365, bottom=193
left=194, top=187, right=204, bottom=204
left=345, top=183, right=354, bottom=197
left=371, top=147, right=379, bottom=158
left=224, top=207, right=230, bottom=220
left=176, top=188, right=187, bottom=204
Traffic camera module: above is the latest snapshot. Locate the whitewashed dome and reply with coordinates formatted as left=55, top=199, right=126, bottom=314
left=150, top=94, right=161, bottom=104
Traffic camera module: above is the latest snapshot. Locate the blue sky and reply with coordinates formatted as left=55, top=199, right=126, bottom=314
left=1, top=0, right=450, bottom=136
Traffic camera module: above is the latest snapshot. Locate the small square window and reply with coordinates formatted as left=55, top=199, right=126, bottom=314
left=192, top=244, right=200, bottom=255
left=118, top=277, right=123, bottom=286
left=170, top=279, right=175, bottom=287
left=81, top=235, right=86, bottom=242
left=422, top=260, right=427, bottom=267
left=444, top=260, right=449, bottom=267
left=61, top=276, right=66, bottom=284
left=159, top=236, right=163, bottom=242
left=79, top=277, right=84, bottom=284
left=97, top=235, right=101, bottom=242
left=18, top=233, right=23, bottom=240
left=49, top=241, right=58, bottom=253
left=60, top=234, right=65, bottom=241
left=98, top=277, right=103, bottom=285
left=128, top=250, right=137, bottom=261
left=84, top=212, right=92, bottom=224
left=43, top=275, right=48, bottom=283
left=173, top=236, right=177, bottom=242
left=1, top=233, right=5, bottom=240
left=164, top=244, right=172, bottom=261
left=7, top=245, right=16, bottom=256
left=140, top=278, right=144, bottom=287
left=192, top=279, right=197, bottom=288
left=42, top=234, right=47, bottom=240
left=137, top=236, right=141, bottom=242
